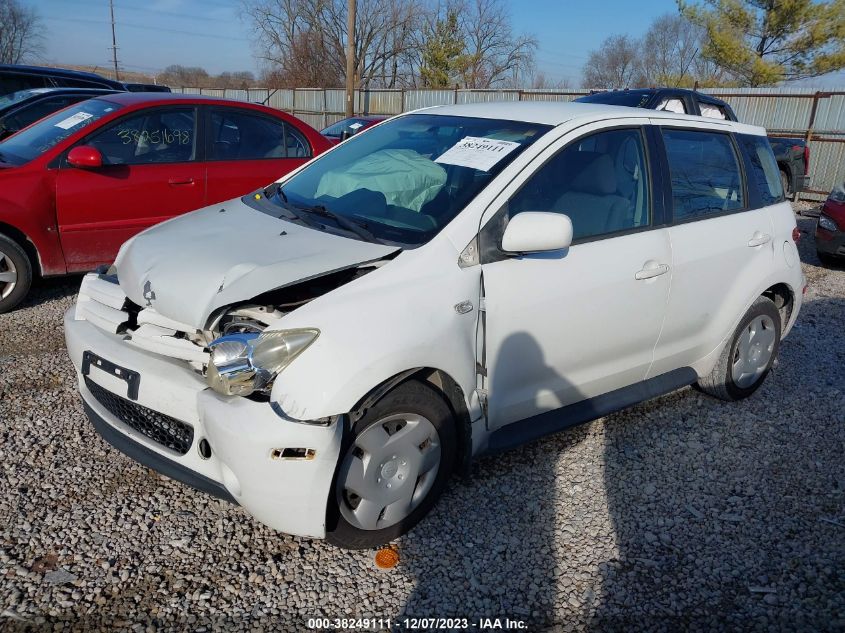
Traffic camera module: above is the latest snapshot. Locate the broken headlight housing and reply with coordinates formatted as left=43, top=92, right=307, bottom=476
left=206, top=328, right=319, bottom=397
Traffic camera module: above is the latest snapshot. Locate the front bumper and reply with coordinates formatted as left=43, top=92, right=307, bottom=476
left=65, top=308, right=343, bottom=538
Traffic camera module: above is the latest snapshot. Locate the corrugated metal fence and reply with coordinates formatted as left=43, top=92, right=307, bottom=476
left=170, top=86, right=845, bottom=201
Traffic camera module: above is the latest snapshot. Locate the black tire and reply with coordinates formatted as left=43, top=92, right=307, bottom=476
left=697, top=296, right=781, bottom=402
left=326, top=380, right=457, bottom=549
left=0, top=233, right=33, bottom=314
left=780, top=169, right=790, bottom=196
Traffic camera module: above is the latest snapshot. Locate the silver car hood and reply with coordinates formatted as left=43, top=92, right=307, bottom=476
left=115, top=198, right=399, bottom=329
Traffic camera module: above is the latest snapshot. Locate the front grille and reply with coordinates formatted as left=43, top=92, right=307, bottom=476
left=84, top=377, right=194, bottom=455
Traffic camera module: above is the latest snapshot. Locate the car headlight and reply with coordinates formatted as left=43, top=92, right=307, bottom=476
left=818, top=214, right=839, bottom=232
left=206, top=328, right=319, bottom=396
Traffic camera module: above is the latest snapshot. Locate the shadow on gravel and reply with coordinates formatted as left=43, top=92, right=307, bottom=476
left=397, top=333, right=594, bottom=630
left=21, top=275, right=82, bottom=308
left=591, top=293, right=845, bottom=630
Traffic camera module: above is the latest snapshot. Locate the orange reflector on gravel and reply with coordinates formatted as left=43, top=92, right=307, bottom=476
left=374, top=547, right=399, bottom=569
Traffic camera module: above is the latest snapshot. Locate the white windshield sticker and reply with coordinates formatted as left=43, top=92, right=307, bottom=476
left=348, top=122, right=364, bottom=130
left=54, top=112, right=94, bottom=130
left=435, top=136, right=521, bottom=171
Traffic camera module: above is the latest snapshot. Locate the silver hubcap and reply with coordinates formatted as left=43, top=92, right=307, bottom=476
left=0, top=250, right=18, bottom=300
left=337, top=413, right=441, bottom=531
left=731, top=315, right=776, bottom=388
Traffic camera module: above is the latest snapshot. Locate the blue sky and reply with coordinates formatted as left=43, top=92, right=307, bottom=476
left=32, top=0, right=845, bottom=87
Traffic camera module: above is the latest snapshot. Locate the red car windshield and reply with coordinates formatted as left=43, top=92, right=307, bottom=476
left=0, top=98, right=121, bottom=165
left=320, top=117, right=382, bottom=139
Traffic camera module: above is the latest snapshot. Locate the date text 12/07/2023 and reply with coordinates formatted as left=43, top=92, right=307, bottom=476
left=307, top=617, right=529, bottom=630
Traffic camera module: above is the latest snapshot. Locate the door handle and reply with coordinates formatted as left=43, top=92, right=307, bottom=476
left=168, top=177, right=195, bottom=186
left=635, top=262, right=670, bottom=280
left=747, top=232, right=771, bottom=247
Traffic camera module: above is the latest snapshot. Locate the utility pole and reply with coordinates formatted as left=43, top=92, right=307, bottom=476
left=345, top=0, right=356, bottom=118
left=108, top=0, right=121, bottom=81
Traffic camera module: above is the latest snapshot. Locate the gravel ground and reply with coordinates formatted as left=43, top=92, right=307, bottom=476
left=1, top=208, right=843, bottom=632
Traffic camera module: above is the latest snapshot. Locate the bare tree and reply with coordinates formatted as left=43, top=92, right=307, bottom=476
left=528, top=71, right=571, bottom=90
left=243, top=0, right=424, bottom=88
left=582, top=34, right=640, bottom=89
left=638, top=13, right=702, bottom=86
left=159, top=65, right=211, bottom=86
left=0, top=0, right=42, bottom=65
left=456, top=0, right=536, bottom=88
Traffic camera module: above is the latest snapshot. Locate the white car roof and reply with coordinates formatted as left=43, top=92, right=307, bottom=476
left=417, top=101, right=767, bottom=136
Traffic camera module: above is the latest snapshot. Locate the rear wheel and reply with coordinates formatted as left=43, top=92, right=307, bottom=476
left=697, top=296, right=781, bottom=401
left=780, top=169, right=790, bottom=196
left=326, top=380, right=456, bottom=549
left=0, top=234, right=32, bottom=314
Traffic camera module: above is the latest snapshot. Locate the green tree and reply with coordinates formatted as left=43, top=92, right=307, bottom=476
left=420, top=10, right=466, bottom=88
left=679, top=0, right=845, bottom=86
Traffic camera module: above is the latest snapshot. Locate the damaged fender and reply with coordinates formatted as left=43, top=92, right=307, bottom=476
left=264, top=236, right=482, bottom=424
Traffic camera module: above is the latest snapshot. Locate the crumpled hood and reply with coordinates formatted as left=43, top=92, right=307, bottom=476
left=115, top=197, right=399, bottom=329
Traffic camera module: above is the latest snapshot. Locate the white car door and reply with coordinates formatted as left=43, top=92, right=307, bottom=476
left=646, top=124, right=776, bottom=378
left=477, top=121, right=672, bottom=431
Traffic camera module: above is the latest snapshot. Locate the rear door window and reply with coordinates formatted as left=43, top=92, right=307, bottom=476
left=662, top=128, right=744, bottom=221
left=699, top=102, right=729, bottom=120
left=208, top=109, right=311, bottom=160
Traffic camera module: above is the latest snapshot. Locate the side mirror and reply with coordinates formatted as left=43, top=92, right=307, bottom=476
left=67, top=145, right=103, bottom=169
left=501, top=211, right=573, bottom=254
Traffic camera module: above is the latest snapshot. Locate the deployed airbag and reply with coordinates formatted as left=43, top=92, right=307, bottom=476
left=315, top=149, right=447, bottom=213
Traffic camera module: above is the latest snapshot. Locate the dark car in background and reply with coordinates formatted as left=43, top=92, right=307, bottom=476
left=767, top=137, right=810, bottom=195
left=577, top=88, right=810, bottom=194
left=0, top=88, right=119, bottom=140
left=0, top=64, right=169, bottom=96
left=320, top=115, right=387, bottom=143
left=576, top=88, right=739, bottom=120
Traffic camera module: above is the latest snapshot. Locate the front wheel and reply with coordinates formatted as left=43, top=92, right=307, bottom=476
left=697, top=296, right=781, bottom=401
left=326, top=380, right=456, bottom=549
left=0, top=234, right=32, bottom=314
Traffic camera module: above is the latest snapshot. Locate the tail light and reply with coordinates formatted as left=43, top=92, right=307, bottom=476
left=803, top=145, right=810, bottom=175
left=792, top=227, right=801, bottom=242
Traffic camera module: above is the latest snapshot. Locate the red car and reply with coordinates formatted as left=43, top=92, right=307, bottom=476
left=815, top=183, right=845, bottom=265
left=0, top=92, right=330, bottom=312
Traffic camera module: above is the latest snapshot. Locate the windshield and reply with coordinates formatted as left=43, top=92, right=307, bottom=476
left=273, top=114, right=550, bottom=246
left=0, top=98, right=121, bottom=165
left=575, top=91, right=653, bottom=108
left=0, top=88, right=53, bottom=109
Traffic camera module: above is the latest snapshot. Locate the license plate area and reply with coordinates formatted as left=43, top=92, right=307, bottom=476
left=82, top=350, right=140, bottom=400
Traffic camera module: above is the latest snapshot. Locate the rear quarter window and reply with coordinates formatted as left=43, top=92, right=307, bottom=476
left=736, top=134, right=784, bottom=206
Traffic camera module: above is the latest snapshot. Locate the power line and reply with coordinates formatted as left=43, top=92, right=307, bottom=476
left=68, top=0, right=233, bottom=23
left=43, top=16, right=250, bottom=42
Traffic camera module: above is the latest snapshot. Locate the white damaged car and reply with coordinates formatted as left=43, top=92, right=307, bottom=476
left=65, top=102, right=804, bottom=548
